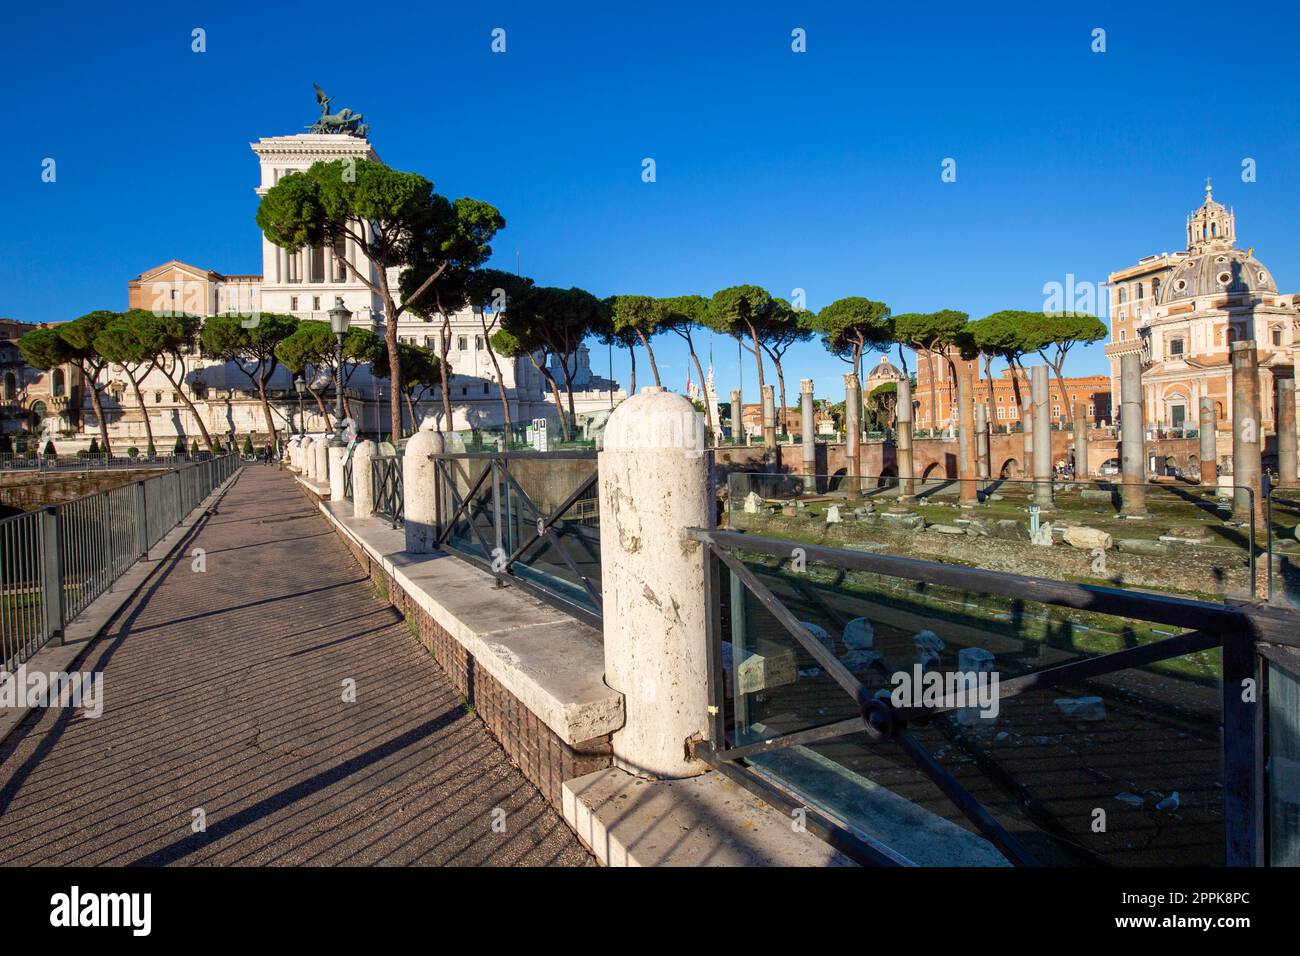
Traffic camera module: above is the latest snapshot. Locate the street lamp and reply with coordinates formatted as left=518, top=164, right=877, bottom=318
left=293, top=374, right=306, bottom=437
left=328, top=296, right=352, bottom=445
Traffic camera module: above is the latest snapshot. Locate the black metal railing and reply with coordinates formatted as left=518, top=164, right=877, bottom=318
left=372, top=454, right=403, bottom=527
left=342, top=453, right=354, bottom=501
left=690, top=526, right=1297, bottom=867
left=431, top=450, right=601, bottom=626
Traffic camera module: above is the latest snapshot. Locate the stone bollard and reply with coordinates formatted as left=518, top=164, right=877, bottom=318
left=287, top=438, right=299, bottom=471
left=598, top=388, right=709, bottom=778
left=301, top=438, right=316, bottom=480
left=328, top=443, right=346, bottom=500
left=314, top=438, right=329, bottom=485
left=1032, top=366, right=1053, bottom=509
left=1276, top=366, right=1297, bottom=488
left=957, top=373, right=978, bottom=504
left=352, top=440, right=378, bottom=518
left=1199, top=396, right=1217, bottom=485
left=1231, top=341, right=1262, bottom=523
left=1119, top=351, right=1147, bottom=516
left=404, top=421, right=445, bottom=553
left=800, top=379, right=816, bottom=492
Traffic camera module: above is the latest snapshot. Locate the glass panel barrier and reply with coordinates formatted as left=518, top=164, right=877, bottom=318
left=719, top=549, right=1227, bottom=866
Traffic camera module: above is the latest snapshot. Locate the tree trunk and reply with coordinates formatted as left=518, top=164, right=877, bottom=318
left=480, top=313, right=512, bottom=431
left=983, top=355, right=997, bottom=431
left=307, top=385, right=331, bottom=430
left=404, top=391, right=418, bottom=431
left=166, top=362, right=214, bottom=451
left=744, top=321, right=767, bottom=394
left=635, top=328, right=661, bottom=387
left=256, top=374, right=277, bottom=447
left=559, top=352, right=578, bottom=428
left=438, top=313, right=453, bottom=430
left=382, top=291, right=403, bottom=439
left=628, top=344, right=637, bottom=396
left=85, top=371, right=112, bottom=456
left=1043, top=353, right=1070, bottom=426
left=773, top=358, right=788, bottom=440
left=1008, top=357, right=1025, bottom=419
left=128, top=374, right=155, bottom=452
left=685, top=335, right=714, bottom=443
left=924, top=350, right=938, bottom=436
left=535, top=355, right=569, bottom=441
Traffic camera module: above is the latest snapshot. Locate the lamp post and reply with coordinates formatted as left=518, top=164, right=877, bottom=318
left=328, top=297, right=352, bottom=445
left=294, top=374, right=306, bottom=437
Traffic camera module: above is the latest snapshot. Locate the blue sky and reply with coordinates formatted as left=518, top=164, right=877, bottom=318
left=5, top=1, right=1300, bottom=403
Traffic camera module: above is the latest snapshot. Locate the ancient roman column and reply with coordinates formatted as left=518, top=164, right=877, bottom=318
left=730, top=388, right=742, bottom=445
left=958, top=372, right=978, bottom=504
left=800, top=378, right=816, bottom=491
left=1276, top=365, right=1297, bottom=488
left=1032, top=366, right=1053, bottom=509
left=1021, top=401, right=1033, bottom=481
left=1119, top=351, right=1147, bottom=516
left=844, top=372, right=861, bottom=494
left=404, top=422, right=445, bottom=553
left=1231, top=341, right=1263, bottom=522
left=896, top=375, right=915, bottom=501
left=762, top=384, right=777, bottom=450
left=975, top=403, right=990, bottom=480
left=598, top=389, right=709, bottom=777
left=1073, top=402, right=1089, bottom=479
left=1199, top=396, right=1217, bottom=484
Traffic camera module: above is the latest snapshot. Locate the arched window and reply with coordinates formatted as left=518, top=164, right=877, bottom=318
left=1137, top=282, right=1144, bottom=300
left=1118, top=287, right=1127, bottom=304
left=1152, top=278, right=1161, bottom=301
left=52, top=369, right=65, bottom=397
left=2, top=371, right=15, bottom=400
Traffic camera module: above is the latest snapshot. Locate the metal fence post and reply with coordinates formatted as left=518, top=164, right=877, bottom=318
left=40, top=507, right=64, bottom=647
left=135, top=480, right=149, bottom=558
left=1222, top=630, right=1265, bottom=865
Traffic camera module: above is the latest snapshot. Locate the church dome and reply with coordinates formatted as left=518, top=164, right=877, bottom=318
left=1159, top=181, right=1276, bottom=305
left=1160, top=247, right=1276, bottom=305
left=866, top=354, right=904, bottom=384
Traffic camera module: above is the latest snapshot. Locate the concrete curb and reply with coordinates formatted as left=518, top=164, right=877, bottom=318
left=0, top=467, right=244, bottom=748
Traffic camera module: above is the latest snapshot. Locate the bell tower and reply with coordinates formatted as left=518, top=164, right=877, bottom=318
left=1186, top=178, right=1236, bottom=252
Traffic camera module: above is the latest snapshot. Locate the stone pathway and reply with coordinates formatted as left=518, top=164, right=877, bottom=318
left=0, top=465, right=591, bottom=866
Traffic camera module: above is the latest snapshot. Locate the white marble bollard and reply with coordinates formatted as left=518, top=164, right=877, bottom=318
left=314, top=438, right=329, bottom=485
left=352, top=440, right=378, bottom=518
left=598, top=388, right=710, bottom=778
left=328, top=443, right=346, bottom=500
left=404, top=421, right=445, bottom=553
left=301, top=438, right=316, bottom=480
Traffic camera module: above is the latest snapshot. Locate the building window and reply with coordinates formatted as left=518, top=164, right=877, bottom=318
left=287, top=252, right=301, bottom=284
left=1119, top=330, right=1126, bottom=341
left=312, top=296, right=321, bottom=311
left=1152, top=278, right=1161, bottom=301
left=474, top=335, right=484, bottom=350
left=457, top=336, right=468, bottom=351
left=2, top=371, right=15, bottom=400
left=333, top=236, right=348, bottom=282
left=52, top=369, right=65, bottom=397
left=154, top=391, right=162, bottom=404
left=1136, top=282, right=1144, bottom=300
left=424, top=336, right=436, bottom=349
left=1118, top=287, right=1127, bottom=304
left=1169, top=337, right=1184, bottom=355
left=483, top=383, right=490, bottom=395
left=1273, top=327, right=1284, bottom=347
left=290, top=296, right=299, bottom=311
left=996, top=406, right=1004, bottom=419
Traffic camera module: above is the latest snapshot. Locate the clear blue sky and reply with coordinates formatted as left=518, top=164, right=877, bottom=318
left=5, top=1, right=1300, bottom=404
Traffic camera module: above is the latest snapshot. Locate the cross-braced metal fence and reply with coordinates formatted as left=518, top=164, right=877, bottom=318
left=372, top=454, right=403, bottom=527
left=0, top=453, right=240, bottom=672
left=691, top=527, right=1298, bottom=867
left=431, top=450, right=601, bottom=626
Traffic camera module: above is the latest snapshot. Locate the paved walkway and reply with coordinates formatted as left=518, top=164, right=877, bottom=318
left=0, top=466, right=591, bottom=866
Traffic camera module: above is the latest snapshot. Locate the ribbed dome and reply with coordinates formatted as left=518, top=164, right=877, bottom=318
left=1159, top=248, right=1276, bottom=305
left=866, top=354, right=904, bottom=383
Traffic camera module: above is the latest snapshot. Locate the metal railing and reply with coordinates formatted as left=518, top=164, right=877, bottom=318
left=691, top=525, right=1297, bottom=867
left=432, top=450, right=601, bottom=626
left=0, top=452, right=212, bottom=472
left=0, top=453, right=240, bottom=672
left=372, top=454, right=403, bottom=527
